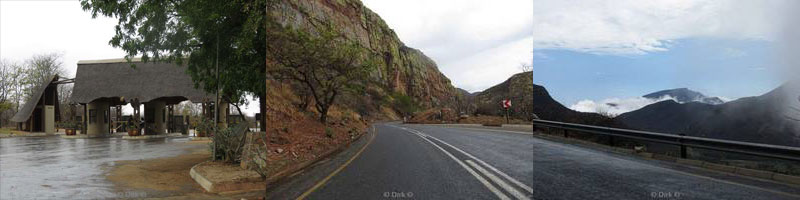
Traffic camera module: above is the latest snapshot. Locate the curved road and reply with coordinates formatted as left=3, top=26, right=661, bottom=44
left=305, top=124, right=534, bottom=200
left=282, top=123, right=800, bottom=200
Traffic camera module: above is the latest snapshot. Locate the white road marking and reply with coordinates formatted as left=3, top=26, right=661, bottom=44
left=402, top=125, right=535, bottom=194
left=441, top=126, right=533, bottom=135
left=467, top=160, right=532, bottom=200
left=392, top=126, right=511, bottom=200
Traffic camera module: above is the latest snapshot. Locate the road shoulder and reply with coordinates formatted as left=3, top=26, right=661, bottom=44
left=262, top=125, right=377, bottom=199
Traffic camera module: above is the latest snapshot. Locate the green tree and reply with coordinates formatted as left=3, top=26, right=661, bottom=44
left=266, top=23, right=377, bottom=123
left=392, top=93, right=418, bottom=118
left=80, top=0, right=267, bottom=126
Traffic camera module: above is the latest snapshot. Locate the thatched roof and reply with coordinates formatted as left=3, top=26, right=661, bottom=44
left=71, top=59, right=213, bottom=105
left=11, top=76, right=59, bottom=122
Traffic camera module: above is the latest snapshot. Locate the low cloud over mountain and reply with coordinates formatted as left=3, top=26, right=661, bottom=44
left=643, top=88, right=726, bottom=105
left=617, top=82, right=800, bottom=147
left=570, top=88, right=726, bottom=116
left=570, top=96, right=677, bottom=117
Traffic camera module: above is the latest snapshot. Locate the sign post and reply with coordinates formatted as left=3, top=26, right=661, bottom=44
left=502, top=100, right=512, bottom=124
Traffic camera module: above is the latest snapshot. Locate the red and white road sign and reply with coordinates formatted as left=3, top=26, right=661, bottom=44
left=502, top=99, right=512, bottom=108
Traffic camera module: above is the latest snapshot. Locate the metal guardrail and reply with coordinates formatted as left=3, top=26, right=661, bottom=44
left=532, top=119, right=800, bottom=162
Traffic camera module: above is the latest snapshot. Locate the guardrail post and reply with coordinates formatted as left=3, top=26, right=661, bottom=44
left=679, top=134, right=687, bottom=159
left=608, top=136, right=615, bottom=147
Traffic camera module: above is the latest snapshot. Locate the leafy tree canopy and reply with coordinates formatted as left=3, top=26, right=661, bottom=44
left=80, top=0, right=266, bottom=106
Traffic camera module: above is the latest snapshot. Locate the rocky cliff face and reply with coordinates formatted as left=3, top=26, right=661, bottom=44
left=269, top=0, right=460, bottom=109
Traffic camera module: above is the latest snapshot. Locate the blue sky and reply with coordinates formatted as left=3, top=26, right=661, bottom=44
left=534, top=38, right=781, bottom=107
left=533, top=0, right=799, bottom=114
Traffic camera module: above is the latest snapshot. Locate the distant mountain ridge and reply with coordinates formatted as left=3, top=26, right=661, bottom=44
left=643, top=88, right=725, bottom=105
left=618, top=83, right=800, bottom=147
left=533, top=83, right=621, bottom=127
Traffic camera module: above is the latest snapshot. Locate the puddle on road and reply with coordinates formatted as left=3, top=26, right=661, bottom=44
left=0, top=136, right=203, bottom=199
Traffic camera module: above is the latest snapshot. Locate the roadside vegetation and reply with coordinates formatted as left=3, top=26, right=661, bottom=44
left=79, top=1, right=377, bottom=197
left=265, top=23, right=377, bottom=123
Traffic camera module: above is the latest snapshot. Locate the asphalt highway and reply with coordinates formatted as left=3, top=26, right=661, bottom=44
left=276, top=123, right=800, bottom=200
left=300, top=123, right=534, bottom=199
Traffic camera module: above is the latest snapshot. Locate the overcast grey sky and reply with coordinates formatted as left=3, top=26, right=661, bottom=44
left=1, top=0, right=533, bottom=114
left=362, top=0, right=534, bottom=92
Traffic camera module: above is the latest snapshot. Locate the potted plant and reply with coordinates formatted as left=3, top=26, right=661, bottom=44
left=64, top=122, right=77, bottom=136
left=127, top=122, right=141, bottom=136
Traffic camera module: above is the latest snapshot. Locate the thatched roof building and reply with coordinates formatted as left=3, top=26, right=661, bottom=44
left=10, top=75, right=60, bottom=123
left=71, top=58, right=213, bottom=105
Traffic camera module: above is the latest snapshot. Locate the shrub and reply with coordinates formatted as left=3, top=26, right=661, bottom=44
left=325, top=127, right=333, bottom=138
left=392, top=93, right=419, bottom=118
left=210, top=123, right=249, bottom=163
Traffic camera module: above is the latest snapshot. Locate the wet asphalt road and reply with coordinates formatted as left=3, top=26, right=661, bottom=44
left=0, top=135, right=201, bottom=199
left=298, top=123, right=800, bottom=200
left=306, top=124, right=535, bottom=199
left=526, top=135, right=800, bottom=200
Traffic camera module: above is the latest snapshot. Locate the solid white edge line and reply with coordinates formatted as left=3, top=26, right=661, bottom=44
left=405, top=126, right=534, bottom=194
left=466, top=160, right=532, bottom=200
left=391, top=125, right=511, bottom=200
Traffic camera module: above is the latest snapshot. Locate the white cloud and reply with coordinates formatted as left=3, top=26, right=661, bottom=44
left=534, top=0, right=787, bottom=55
left=570, top=96, right=677, bottom=117
left=0, top=1, right=127, bottom=78
left=362, top=0, right=533, bottom=92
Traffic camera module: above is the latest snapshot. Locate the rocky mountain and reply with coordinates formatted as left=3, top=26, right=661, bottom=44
left=473, top=72, right=533, bottom=120
left=643, top=88, right=725, bottom=105
left=269, top=0, right=462, bottom=114
left=454, top=88, right=477, bottom=115
left=526, top=81, right=619, bottom=127
left=617, top=83, right=800, bottom=147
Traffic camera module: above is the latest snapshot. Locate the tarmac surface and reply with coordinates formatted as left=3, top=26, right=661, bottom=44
left=4, top=124, right=800, bottom=200
left=0, top=135, right=201, bottom=199
left=271, top=123, right=800, bottom=200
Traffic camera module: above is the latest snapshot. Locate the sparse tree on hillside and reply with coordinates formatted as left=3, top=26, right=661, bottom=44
left=266, top=23, right=377, bottom=123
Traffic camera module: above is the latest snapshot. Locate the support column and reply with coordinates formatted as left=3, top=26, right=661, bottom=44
left=144, top=100, right=167, bottom=135
left=168, top=105, right=174, bottom=133
left=85, top=100, right=110, bottom=137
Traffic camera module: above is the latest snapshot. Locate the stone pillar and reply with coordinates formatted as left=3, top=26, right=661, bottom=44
left=145, top=100, right=167, bottom=135
left=85, top=100, right=110, bottom=137
left=44, top=105, right=55, bottom=134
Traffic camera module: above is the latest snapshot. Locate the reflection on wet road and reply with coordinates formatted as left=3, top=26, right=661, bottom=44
left=0, top=136, right=202, bottom=199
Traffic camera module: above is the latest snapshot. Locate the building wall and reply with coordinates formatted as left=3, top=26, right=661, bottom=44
left=85, top=100, right=110, bottom=136
left=145, top=100, right=167, bottom=134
